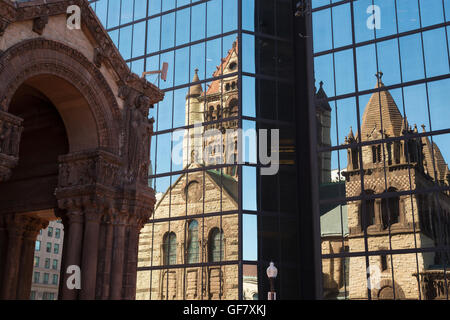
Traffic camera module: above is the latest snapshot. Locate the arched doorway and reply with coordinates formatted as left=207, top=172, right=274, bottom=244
left=0, top=82, right=70, bottom=214
left=0, top=73, right=100, bottom=300
left=0, top=35, right=163, bottom=300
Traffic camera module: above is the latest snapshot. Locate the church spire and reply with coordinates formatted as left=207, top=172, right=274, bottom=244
left=186, top=68, right=203, bottom=99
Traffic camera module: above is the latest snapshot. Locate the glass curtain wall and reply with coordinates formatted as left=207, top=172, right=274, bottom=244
left=89, top=0, right=300, bottom=300
left=313, top=0, right=450, bottom=300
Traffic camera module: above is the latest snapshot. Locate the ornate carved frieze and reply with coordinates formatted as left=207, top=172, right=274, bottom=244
left=0, top=110, right=23, bottom=182
left=57, top=149, right=122, bottom=190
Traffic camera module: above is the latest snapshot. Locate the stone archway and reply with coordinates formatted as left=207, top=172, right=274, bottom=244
left=374, top=279, right=406, bottom=300
left=0, top=1, right=164, bottom=300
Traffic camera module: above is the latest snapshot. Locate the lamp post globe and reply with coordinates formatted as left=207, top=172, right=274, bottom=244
left=266, top=261, right=278, bottom=297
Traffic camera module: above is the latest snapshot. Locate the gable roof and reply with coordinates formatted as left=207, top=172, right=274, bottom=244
left=0, top=0, right=163, bottom=102
left=154, top=163, right=238, bottom=211
left=206, top=40, right=238, bottom=96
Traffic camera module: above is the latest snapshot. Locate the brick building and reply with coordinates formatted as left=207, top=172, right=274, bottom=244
left=30, top=220, right=64, bottom=300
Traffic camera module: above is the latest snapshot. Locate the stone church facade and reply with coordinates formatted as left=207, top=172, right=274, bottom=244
left=0, top=0, right=163, bottom=300
left=136, top=42, right=240, bottom=300
left=321, top=74, right=450, bottom=299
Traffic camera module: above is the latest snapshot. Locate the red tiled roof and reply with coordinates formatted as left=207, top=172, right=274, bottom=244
left=206, top=40, right=239, bottom=95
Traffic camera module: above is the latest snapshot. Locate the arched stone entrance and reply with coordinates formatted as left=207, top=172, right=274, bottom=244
left=374, top=279, right=406, bottom=300
left=0, top=1, right=164, bottom=300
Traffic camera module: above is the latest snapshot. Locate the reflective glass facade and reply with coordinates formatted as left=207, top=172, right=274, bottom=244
left=314, top=0, right=450, bottom=300
left=89, top=0, right=450, bottom=300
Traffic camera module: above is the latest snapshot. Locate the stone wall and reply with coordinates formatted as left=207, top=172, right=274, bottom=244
left=136, top=168, right=239, bottom=300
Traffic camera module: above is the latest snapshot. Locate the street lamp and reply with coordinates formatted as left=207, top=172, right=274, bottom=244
left=266, top=261, right=278, bottom=300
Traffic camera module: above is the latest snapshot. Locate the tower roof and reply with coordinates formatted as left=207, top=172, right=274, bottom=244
left=315, top=81, right=332, bottom=112
left=432, top=142, right=448, bottom=182
left=186, top=69, right=203, bottom=98
left=421, top=126, right=449, bottom=183
left=360, top=73, right=403, bottom=140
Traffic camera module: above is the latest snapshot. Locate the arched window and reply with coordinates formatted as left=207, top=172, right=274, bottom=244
left=360, top=191, right=375, bottom=231
left=216, top=105, right=222, bottom=120
left=381, top=188, right=399, bottom=229
left=209, top=105, right=215, bottom=121
left=208, top=228, right=224, bottom=262
left=186, top=220, right=199, bottom=264
left=351, top=148, right=359, bottom=170
left=372, top=145, right=382, bottom=163
left=163, top=232, right=177, bottom=265
left=229, top=98, right=238, bottom=116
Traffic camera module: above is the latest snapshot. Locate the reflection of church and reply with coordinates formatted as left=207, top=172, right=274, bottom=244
left=320, top=73, right=450, bottom=299
left=136, top=42, right=240, bottom=300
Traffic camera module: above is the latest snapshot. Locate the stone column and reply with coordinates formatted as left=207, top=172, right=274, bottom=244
left=0, top=215, right=24, bottom=299
left=79, top=203, right=103, bottom=300
left=110, top=214, right=127, bottom=300
left=0, top=216, right=7, bottom=291
left=16, top=216, right=48, bottom=299
left=100, top=212, right=114, bottom=299
left=59, top=201, right=84, bottom=300
left=123, top=218, right=142, bottom=300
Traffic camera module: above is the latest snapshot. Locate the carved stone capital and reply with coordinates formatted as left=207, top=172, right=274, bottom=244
left=3, top=214, right=46, bottom=239
left=22, top=215, right=49, bottom=240
left=58, top=197, right=84, bottom=224
left=82, top=196, right=109, bottom=223
left=66, top=209, right=84, bottom=225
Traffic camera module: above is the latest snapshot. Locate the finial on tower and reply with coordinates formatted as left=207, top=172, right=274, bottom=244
left=421, top=124, right=426, bottom=132
left=375, top=71, right=383, bottom=82
left=319, top=81, right=324, bottom=88
left=348, top=126, right=354, bottom=139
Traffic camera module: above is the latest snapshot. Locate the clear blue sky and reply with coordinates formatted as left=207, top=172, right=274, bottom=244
left=313, top=0, right=450, bottom=170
